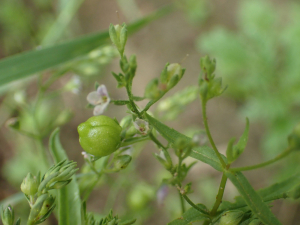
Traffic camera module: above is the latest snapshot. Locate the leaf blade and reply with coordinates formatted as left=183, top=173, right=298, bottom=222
left=145, top=113, right=226, bottom=171
left=49, top=128, right=81, bottom=225
left=225, top=170, right=282, bottom=225
left=0, top=6, right=172, bottom=86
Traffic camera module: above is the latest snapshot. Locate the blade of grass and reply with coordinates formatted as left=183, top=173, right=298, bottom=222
left=0, top=6, right=172, bottom=86
left=49, top=128, right=81, bottom=225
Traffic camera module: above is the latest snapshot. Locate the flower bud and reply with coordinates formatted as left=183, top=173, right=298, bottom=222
left=200, top=55, right=216, bottom=78
left=21, top=173, right=39, bottom=196
left=112, top=155, right=132, bottom=171
left=1, top=205, right=14, bottom=225
left=109, top=23, right=127, bottom=57
left=219, top=210, right=244, bottom=225
left=160, top=63, right=185, bottom=90
left=133, top=119, right=150, bottom=135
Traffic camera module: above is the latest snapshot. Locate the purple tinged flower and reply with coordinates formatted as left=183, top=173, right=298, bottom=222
left=87, top=85, right=110, bottom=115
left=133, top=118, right=149, bottom=135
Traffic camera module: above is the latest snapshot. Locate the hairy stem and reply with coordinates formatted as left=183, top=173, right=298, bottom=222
left=201, top=100, right=226, bottom=168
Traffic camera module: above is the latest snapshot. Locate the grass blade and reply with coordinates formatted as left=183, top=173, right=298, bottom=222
left=0, top=6, right=172, bottom=86
left=49, top=128, right=81, bottom=225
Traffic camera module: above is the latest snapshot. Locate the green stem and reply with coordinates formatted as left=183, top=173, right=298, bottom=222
left=230, top=147, right=293, bottom=172
left=210, top=173, right=227, bottom=216
left=179, top=190, right=186, bottom=214
left=201, top=100, right=226, bottom=168
left=125, top=78, right=142, bottom=118
left=149, top=132, right=168, bottom=150
left=182, top=194, right=210, bottom=216
left=120, top=136, right=150, bottom=147
left=141, top=92, right=167, bottom=114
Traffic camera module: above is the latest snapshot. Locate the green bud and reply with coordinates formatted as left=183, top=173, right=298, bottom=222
left=144, top=78, right=161, bottom=100
left=167, top=63, right=183, bottom=81
left=160, top=63, right=185, bottom=91
left=109, top=23, right=127, bottom=57
left=1, top=205, right=14, bottom=225
left=219, top=210, right=244, bottom=225
left=200, top=55, right=216, bottom=78
left=21, top=173, right=39, bottom=196
left=112, top=155, right=132, bottom=171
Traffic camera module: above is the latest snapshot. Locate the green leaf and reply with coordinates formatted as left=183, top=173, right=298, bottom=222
left=225, top=170, right=282, bottom=225
left=168, top=205, right=208, bottom=225
left=219, top=172, right=300, bottom=214
left=231, top=118, right=249, bottom=161
left=49, top=128, right=81, bottom=225
left=145, top=113, right=227, bottom=171
left=0, top=6, right=172, bottom=86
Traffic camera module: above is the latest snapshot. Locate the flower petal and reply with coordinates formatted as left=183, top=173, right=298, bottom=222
left=87, top=91, right=102, bottom=105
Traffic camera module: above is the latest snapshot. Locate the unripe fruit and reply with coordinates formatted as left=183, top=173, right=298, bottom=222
left=78, top=115, right=122, bottom=157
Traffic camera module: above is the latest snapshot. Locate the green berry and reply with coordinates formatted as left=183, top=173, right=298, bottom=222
left=78, top=115, right=122, bottom=157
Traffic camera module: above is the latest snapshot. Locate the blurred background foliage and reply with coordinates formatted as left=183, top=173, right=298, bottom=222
left=0, top=0, right=300, bottom=224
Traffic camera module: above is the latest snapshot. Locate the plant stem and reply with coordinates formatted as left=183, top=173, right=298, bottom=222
left=201, top=100, right=226, bottom=168
left=141, top=92, right=167, bottom=114
left=210, top=173, right=227, bottom=215
left=126, top=83, right=142, bottom=118
left=182, top=194, right=209, bottom=216
left=230, top=147, right=293, bottom=172
left=179, top=190, right=186, bottom=214
left=149, top=132, right=167, bottom=150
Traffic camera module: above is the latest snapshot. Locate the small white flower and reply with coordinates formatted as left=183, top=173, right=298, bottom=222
left=133, top=118, right=149, bottom=135
left=87, top=85, right=110, bottom=115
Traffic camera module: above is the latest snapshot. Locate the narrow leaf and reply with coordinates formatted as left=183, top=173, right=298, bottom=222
left=0, top=6, right=172, bottom=86
left=145, top=113, right=226, bottom=171
left=49, top=128, right=81, bottom=225
left=225, top=170, right=282, bottom=225
left=168, top=205, right=208, bottom=225
left=219, top=172, right=300, bottom=213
